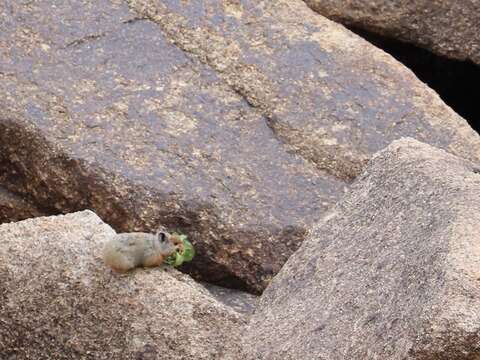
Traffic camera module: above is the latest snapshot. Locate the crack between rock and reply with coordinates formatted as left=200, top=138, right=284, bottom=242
left=64, top=14, right=150, bottom=50
left=121, top=16, right=148, bottom=25
left=64, top=32, right=106, bottom=49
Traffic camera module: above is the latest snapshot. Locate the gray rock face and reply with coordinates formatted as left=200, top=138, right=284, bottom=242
left=304, top=0, right=480, bottom=65
left=0, top=210, right=245, bottom=359
left=128, top=0, right=480, bottom=168
left=0, top=186, right=45, bottom=224
left=1, top=0, right=479, bottom=293
left=245, top=138, right=480, bottom=359
left=202, top=283, right=258, bottom=316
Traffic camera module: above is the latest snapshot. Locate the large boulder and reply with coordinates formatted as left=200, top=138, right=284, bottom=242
left=127, top=0, right=479, bottom=168
left=0, top=210, right=245, bottom=359
left=304, top=0, right=480, bottom=65
left=245, top=138, right=480, bottom=359
left=1, top=0, right=479, bottom=293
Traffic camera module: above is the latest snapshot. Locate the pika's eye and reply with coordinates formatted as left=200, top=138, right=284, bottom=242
left=158, top=232, right=167, bottom=242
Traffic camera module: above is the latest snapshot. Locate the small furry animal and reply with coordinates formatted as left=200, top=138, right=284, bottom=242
left=103, top=230, right=183, bottom=272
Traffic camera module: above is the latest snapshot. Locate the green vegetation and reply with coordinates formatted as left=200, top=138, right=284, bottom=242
left=165, top=233, right=195, bottom=267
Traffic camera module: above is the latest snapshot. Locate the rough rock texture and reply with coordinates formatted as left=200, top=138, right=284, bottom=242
left=0, top=0, right=343, bottom=293
left=0, top=210, right=245, bottom=359
left=127, top=0, right=480, bottom=168
left=245, top=138, right=480, bottom=359
left=202, top=283, right=258, bottom=316
left=0, top=186, right=45, bottom=224
left=1, top=0, right=479, bottom=293
left=304, top=0, right=480, bottom=65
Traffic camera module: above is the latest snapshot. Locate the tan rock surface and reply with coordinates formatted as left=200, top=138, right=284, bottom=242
left=0, top=210, right=245, bottom=359
left=245, top=138, right=480, bottom=359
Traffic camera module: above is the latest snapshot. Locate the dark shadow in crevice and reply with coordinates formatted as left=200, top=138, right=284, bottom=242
left=348, top=26, right=480, bottom=134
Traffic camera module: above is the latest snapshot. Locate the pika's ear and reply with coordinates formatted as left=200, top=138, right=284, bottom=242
left=157, top=231, right=168, bottom=243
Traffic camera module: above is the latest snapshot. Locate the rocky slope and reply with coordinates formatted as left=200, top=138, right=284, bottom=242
left=1, top=0, right=479, bottom=293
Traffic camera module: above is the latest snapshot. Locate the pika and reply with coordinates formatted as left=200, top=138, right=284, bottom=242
left=103, top=230, right=183, bottom=272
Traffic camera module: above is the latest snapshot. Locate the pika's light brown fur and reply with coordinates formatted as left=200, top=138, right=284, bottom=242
left=103, top=230, right=183, bottom=272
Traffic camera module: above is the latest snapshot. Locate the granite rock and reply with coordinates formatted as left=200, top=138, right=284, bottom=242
left=0, top=210, right=245, bottom=359
left=245, top=138, right=480, bottom=359
left=1, top=0, right=479, bottom=293
left=305, top=0, right=480, bottom=65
